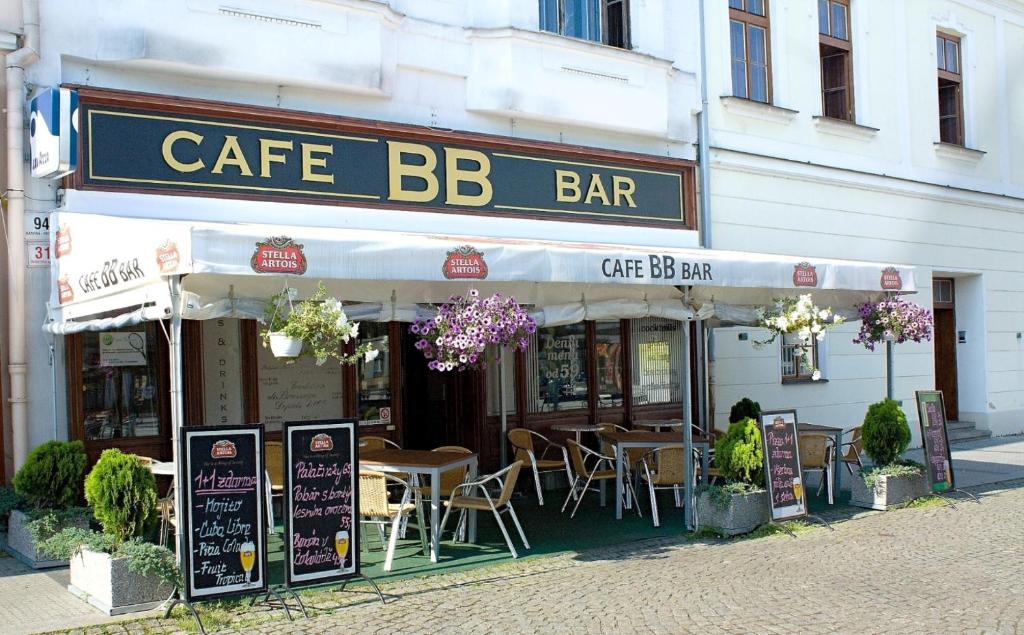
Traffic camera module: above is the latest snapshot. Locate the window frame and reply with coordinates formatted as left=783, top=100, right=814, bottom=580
left=729, top=0, right=773, bottom=104
left=780, top=335, right=820, bottom=383
left=818, top=0, right=854, bottom=121
left=936, top=31, right=964, bottom=146
left=539, top=0, right=631, bottom=49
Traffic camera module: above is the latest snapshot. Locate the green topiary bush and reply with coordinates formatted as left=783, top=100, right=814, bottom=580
left=729, top=398, right=762, bottom=424
left=714, top=417, right=764, bottom=485
left=861, top=399, right=911, bottom=466
left=84, top=449, right=158, bottom=544
left=12, top=440, right=87, bottom=509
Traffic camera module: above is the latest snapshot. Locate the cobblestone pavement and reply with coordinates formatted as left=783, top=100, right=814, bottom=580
left=47, top=480, right=1024, bottom=635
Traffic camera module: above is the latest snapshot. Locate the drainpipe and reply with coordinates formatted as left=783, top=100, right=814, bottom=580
left=6, top=0, right=39, bottom=470
left=695, top=0, right=713, bottom=434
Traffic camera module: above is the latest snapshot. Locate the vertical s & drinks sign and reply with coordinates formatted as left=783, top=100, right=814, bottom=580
left=180, top=425, right=268, bottom=601
left=283, top=419, right=359, bottom=587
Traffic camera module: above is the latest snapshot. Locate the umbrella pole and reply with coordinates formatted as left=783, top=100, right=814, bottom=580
left=168, top=276, right=185, bottom=562
left=499, top=347, right=508, bottom=468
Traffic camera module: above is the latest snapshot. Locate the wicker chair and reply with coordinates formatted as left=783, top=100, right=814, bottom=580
left=264, top=441, right=284, bottom=496
left=799, top=434, right=833, bottom=505
left=507, top=428, right=572, bottom=505
left=358, top=470, right=426, bottom=571
left=561, top=440, right=640, bottom=518
left=597, top=422, right=629, bottom=457
left=838, top=427, right=864, bottom=475
left=439, top=461, right=530, bottom=558
left=360, top=436, right=401, bottom=451
left=638, top=447, right=690, bottom=527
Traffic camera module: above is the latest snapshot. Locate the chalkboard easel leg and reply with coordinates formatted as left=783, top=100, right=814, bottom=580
left=769, top=522, right=797, bottom=538
left=334, top=574, right=386, bottom=605
left=266, top=588, right=294, bottom=621
left=805, top=514, right=834, bottom=532
left=163, top=596, right=206, bottom=635
left=952, top=488, right=980, bottom=504
left=283, top=587, right=309, bottom=619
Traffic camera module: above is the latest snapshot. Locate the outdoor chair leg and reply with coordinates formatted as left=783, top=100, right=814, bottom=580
left=506, top=503, right=530, bottom=550
left=570, top=472, right=598, bottom=518
left=648, top=480, right=660, bottom=528
left=456, top=509, right=468, bottom=543
left=562, top=449, right=578, bottom=501
left=673, top=486, right=682, bottom=508
left=384, top=512, right=403, bottom=572
left=531, top=461, right=545, bottom=506
left=439, top=503, right=453, bottom=544
left=561, top=476, right=581, bottom=513
left=491, top=505, right=518, bottom=558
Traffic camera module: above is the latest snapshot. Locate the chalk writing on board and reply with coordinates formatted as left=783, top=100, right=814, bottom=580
left=760, top=411, right=806, bottom=522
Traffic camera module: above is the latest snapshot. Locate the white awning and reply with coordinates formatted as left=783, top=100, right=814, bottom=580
left=45, top=210, right=916, bottom=331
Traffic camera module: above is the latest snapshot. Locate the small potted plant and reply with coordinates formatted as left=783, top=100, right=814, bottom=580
left=261, top=281, right=377, bottom=365
left=7, top=440, right=89, bottom=569
left=40, top=449, right=177, bottom=615
left=696, top=415, right=770, bottom=536
left=851, top=399, right=928, bottom=510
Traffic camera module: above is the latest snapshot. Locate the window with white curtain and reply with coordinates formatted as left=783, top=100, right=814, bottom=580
left=630, top=318, right=683, bottom=406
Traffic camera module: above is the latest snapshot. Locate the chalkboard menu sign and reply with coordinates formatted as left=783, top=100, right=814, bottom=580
left=915, top=391, right=955, bottom=492
left=179, top=425, right=268, bottom=601
left=759, top=410, right=807, bottom=521
left=282, top=419, right=359, bottom=587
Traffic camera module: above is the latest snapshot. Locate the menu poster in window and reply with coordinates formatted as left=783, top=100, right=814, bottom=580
left=257, top=344, right=343, bottom=432
left=282, top=419, right=359, bottom=587
left=99, top=331, right=147, bottom=366
left=759, top=410, right=807, bottom=521
left=179, top=425, right=267, bottom=601
left=915, top=391, right=955, bottom=492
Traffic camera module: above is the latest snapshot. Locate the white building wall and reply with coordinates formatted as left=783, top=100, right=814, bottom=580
left=705, top=0, right=1024, bottom=443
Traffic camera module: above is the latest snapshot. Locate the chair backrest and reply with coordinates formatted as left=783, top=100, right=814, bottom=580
left=566, top=439, right=590, bottom=477
left=845, top=427, right=863, bottom=460
left=598, top=423, right=627, bottom=455
left=134, top=455, right=156, bottom=466
left=433, top=446, right=473, bottom=493
left=265, top=442, right=283, bottom=488
left=799, top=434, right=829, bottom=469
left=495, top=461, right=524, bottom=507
left=358, top=470, right=390, bottom=518
left=361, top=436, right=399, bottom=451
left=652, top=447, right=686, bottom=485
left=507, top=428, right=535, bottom=464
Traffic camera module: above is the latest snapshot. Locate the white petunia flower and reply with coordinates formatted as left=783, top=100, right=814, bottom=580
left=364, top=348, right=379, bottom=362
left=811, top=369, right=821, bottom=381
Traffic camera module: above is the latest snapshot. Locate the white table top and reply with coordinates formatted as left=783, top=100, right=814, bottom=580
left=550, top=423, right=603, bottom=433
left=633, top=419, right=685, bottom=429
left=148, top=461, right=175, bottom=476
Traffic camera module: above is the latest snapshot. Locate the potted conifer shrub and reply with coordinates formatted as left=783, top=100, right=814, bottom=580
left=6, top=440, right=89, bottom=568
left=696, top=416, right=770, bottom=536
left=40, top=449, right=177, bottom=615
left=851, top=399, right=928, bottom=510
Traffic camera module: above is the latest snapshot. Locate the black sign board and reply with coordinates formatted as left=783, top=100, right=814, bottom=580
left=179, top=425, right=267, bottom=601
left=282, top=419, right=359, bottom=587
left=759, top=410, right=807, bottom=521
left=915, top=391, right=955, bottom=492
left=79, top=102, right=690, bottom=227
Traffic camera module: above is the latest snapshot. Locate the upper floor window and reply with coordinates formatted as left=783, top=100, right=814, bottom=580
left=818, top=0, right=854, bottom=120
left=936, top=32, right=964, bottom=145
left=539, top=0, right=630, bottom=49
left=729, top=0, right=771, bottom=103
left=781, top=332, right=820, bottom=382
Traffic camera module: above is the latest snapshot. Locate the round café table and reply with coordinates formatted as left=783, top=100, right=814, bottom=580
left=633, top=419, right=685, bottom=433
left=550, top=422, right=603, bottom=445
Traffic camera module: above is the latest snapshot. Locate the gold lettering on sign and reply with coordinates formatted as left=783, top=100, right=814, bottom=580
left=555, top=169, right=581, bottom=202
left=161, top=130, right=205, bottom=173
left=211, top=135, right=254, bottom=176
left=259, top=139, right=293, bottom=178
left=387, top=141, right=439, bottom=202
left=612, top=176, right=637, bottom=208
left=584, top=174, right=611, bottom=206
left=301, top=143, right=334, bottom=184
left=444, top=148, right=493, bottom=207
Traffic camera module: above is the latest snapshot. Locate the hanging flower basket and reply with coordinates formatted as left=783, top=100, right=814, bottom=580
left=852, top=298, right=933, bottom=351
left=754, top=294, right=843, bottom=380
left=410, top=290, right=537, bottom=372
left=260, top=282, right=378, bottom=365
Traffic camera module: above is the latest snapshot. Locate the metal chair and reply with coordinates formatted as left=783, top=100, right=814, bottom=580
left=838, top=427, right=864, bottom=475
left=799, top=434, right=833, bottom=505
left=507, top=428, right=573, bottom=505
left=597, top=422, right=629, bottom=457
left=561, top=439, right=640, bottom=518
left=360, top=436, right=401, bottom=451
left=638, top=447, right=690, bottom=527
left=439, top=461, right=530, bottom=558
left=358, top=470, right=427, bottom=572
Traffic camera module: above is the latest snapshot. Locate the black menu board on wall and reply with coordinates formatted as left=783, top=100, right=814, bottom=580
left=760, top=410, right=807, bottom=522
left=915, top=391, right=955, bottom=492
left=179, top=425, right=267, bottom=601
left=283, top=419, right=359, bottom=587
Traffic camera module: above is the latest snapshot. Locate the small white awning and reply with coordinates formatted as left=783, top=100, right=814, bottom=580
left=44, top=211, right=916, bottom=331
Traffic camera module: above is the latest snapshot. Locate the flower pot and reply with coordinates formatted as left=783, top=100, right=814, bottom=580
left=268, top=332, right=303, bottom=358
left=695, top=490, right=770, bottom=536
left=850, top=471, right=928, bottom=510
left=67, top=547, right=174, bottom=615
left=6, top=509, right=89, bottom=569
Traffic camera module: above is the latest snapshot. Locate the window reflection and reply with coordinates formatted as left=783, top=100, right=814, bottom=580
left=358, top=323, right=391, bottom=425
left=81, top=325, right=161, bottom=440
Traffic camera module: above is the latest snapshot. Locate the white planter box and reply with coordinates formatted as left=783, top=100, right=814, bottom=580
left=6, top=509, right=88, bottom=569
left=68, top=547, right=174, bottom=615
left=696, top=490, right=770, bottom=536
left=850, top=471, right=929, bottom=511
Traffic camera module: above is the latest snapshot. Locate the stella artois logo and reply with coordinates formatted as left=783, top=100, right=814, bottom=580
left=54, top=224, right=72, bottom=258
left=57, top=275, right=74, bottom=305
left=442, top=245, right=488, bottom=280
left=156, top=240, right=180, bottom=274
left=251, top=236, right=307, bottom=275
left=880, top=266, right=902, bottom=291
left=792, top=262, right=818, bottom=287
left=773, top=416, right=785, bottom=428
left=211, top=440, right=237, bottom=459
left=310, top=433, right=334, bottom=452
